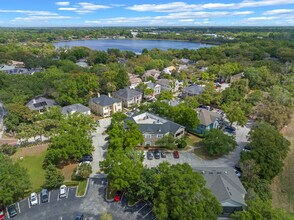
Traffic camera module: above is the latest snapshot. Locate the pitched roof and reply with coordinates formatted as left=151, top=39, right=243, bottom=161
left=26, top=97, right=57, bottom=111
left=128, top=112, right=185, bottom=134
left=61, top=104, right=90, bottom=114
left=183, top=84, right=204, bottom=95
left=196, top=108, right=222, bottom=126
left=194, top=167, right=246, bottom=207
left=90, top=95, right=120, bottom=106
left=113, top=88, right=142, bottom=99
left=156, top=79, right=172, bottom=86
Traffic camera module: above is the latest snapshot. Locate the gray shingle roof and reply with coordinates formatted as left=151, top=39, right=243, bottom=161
left=113, top=88, right=142, bottom=99
left=90, top=95, right=120, bottom=106
left=183, top=84, right=204, bottom=95
left=127, top=112, right=185, bottom=135
left=194, top=167, right=246, bottom=207
left=61, top=104, right=90, bottom=114
left=26, top=97, right=57, bottom=111
left=196, top=108, right=222, bottom=126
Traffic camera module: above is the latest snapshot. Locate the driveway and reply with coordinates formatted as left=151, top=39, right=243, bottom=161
left=91, top=118, right=111, bottom=176
left=144, top=122, right=251, bottom=169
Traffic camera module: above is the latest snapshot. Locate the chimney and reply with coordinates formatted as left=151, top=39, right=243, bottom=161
left=97, top=92, right=100, bottom=98
left=108, top=93, right=112, bottom=98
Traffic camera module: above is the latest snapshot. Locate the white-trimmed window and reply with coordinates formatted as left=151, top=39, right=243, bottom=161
left=157, top=134, right=163, bottom=138
left=145, top=134, right=152, bottom=139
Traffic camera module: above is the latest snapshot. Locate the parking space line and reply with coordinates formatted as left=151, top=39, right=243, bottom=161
left=6, top=207, right=10, bottom=219
left=57, top=193, right=60, bottom=201
left=66, top=188, right=69, bottom=199
left=137, top=203, right=147, bottom=212
left=39, top=194, right=41, bottom=204
left=143, top=210, right=153, bottom=218
left=17, top=202, right=21, bottom=213
left=48, top=191, right=51, bottom=203
left=28, top=198, right=31, bottom=209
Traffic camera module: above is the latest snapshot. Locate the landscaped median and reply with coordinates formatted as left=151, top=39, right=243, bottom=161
left=76, top=179, right=89, bottom=197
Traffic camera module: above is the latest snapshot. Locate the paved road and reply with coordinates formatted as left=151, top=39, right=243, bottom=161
left=144, top=122, right=251, bottom=169
left=13, top=177, right=154, bottom=220
left=91, top=118, right=111, bottom=176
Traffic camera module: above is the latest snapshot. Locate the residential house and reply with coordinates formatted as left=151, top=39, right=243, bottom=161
left=179, top=58, right=191, bottom=64
left=8, top=60, right=25, bottom=67
left=26, top=97, right=57, bottom=112
left=143, top=81, right=161, bottom=98
left=113, top=88, right=143, bottom=108
left=194, top=167, right=247, bottom=215
left=163, top=66, right=176, bottom=75
left=178, top=64, right=189, bottom=73
left=89, top=94, right=122, bottom=117
left=128, top=74, right=142, bottom=89
left=127, top=112, right=185, bottom=146
left=0, top=64, right=15, bottom=72
left=193, top=108, right=222, bottom=134
left=156, top=79, right=183, bottom=93
left=162, top=99, right=182, bottom=107
left=4, top=68, right=43, bottom=75
left=182, top=84, right=204, bottom=98
left=75, top=61, right=89, bottom=68
left=230, top=72, right=244, bottom=83
left=61, top=104, right=91, bottom=115
left=142, top=69, right=161, bottom=81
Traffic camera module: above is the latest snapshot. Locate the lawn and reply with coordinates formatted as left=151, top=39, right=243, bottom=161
left=77, top=179, right=88, bottom=196
left=186, top=133, right=202, bottom=147
left=11, top=144, right=48, bottom=192
left=271, top=114, right=294, bottom=213
left=193, top=147, right=221, bottom=160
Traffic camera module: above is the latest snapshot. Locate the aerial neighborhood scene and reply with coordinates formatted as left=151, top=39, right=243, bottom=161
left=1, top=0, right=294, bottom=220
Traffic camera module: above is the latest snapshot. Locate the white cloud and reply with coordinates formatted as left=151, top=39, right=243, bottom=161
left=127, top=0, right=294, bottom=13
left=179, top=19, right=194, bottom=22
left=58, top=2, right=111, bottom=13
left=264, top=9, right=294, bottom=15
left=12, top=15, right=72, bottom=22
left=247, top=16, right=278, bottom=21
left=0, top=10, right=58, bottom=16
left=55, top=2, right=70, bottom=6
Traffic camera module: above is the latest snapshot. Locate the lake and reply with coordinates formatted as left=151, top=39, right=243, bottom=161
left=54, top=39, right=212, bottom=53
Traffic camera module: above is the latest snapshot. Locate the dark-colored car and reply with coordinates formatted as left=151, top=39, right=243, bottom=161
left=147, top=151, right=153, bottom=160
left=242, top=145, right=252, bottom=152
left=154, top=149, right=160, bottom=159
left=0, top=206, right=5, bottom=220
left=7, top=204, right=17, bottom=218
left=114, top=191, right=122, bottom=202
left=173, top=150, right=180, bottom=159
left=224, top=126, right=236, bottom=135
left=104, top=136, right=110, bottom=141
left=80, top=155, right=93, bottom=162
left=41, top=188, right=49, bottom=203
left=161, top=151, right=166, bottom=158
left=75, top=213, right=84, bottom=220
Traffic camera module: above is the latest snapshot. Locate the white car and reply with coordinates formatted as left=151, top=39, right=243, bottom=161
left=30, top=192, right=38, bottom=206
left=59, top=185, right=67, bottom=198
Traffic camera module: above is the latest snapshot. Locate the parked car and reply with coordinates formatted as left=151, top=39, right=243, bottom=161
left=114, top=191, right=122, bottom=202
left=223, top=126, right=236, bottom=135
left=173, top=150, right=180, bottom=159
left=154, top=149, right=160, bottom=159
left=0, top=206, right=5, bottom=220
left=242, top=145, right=252, bottom=152
left=104, top=136, right=110, bottom=141
left=161, top=151, right=166, bottom=158
left=30, top=192, right=38, bottom=206
left=59, top=185, right=67, bottom=198
left=147, top=151, right=153, bottom=160
left=7, top=204, right=17, bottom=218
left=75, top=213, right=84, bottom=220
left=41, top=189, right=49, bottom=203
left=234, top=169, right=242, bottom=178
left=79, top=154, right=93, bottom=162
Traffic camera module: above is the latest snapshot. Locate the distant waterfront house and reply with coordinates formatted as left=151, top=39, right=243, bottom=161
left=127, top=112, right=185, bottom=146
left=182, top=84, right=204, bottom=98
left=61, top=104, right=91, bottom=115
left=26, top=97, right=57, bottom=112
left=113, top=88, right=143, bottom=108
left=89, top=94, right=122, bottom=117
left=194, top=167, right=247, bottom=214
left=142, top=69, right=161, bottom=81
left=193, top=109, right=222, bottom=134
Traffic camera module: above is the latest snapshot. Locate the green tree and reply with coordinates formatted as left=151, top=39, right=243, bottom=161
left=0, top=153, right=31, bottom=206
left=44, top=164, right=64, bottom=189
left=153, top=162, right=222, bottom=220
left=100, top=213, right=113, bottom=220
left=76, top=163, right=92, bottom=180
left=242, top=122, right=290, bottom=180
left=158, top=90, right=173, bottom=101
left=223, top=102, right=248, bottom=126
left=203, top=129, right=237, bottom=156
left=156, top=134, right=176, bottom=149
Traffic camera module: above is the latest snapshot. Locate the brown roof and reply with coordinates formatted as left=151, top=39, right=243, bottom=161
left=196, top=108, right=222, bottom=126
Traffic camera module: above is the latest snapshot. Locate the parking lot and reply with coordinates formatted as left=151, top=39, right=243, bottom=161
left=9, top=176, right=156, bottom=220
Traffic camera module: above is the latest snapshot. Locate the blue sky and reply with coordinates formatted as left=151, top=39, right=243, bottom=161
left=1, top=0, right=294, bottom=26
